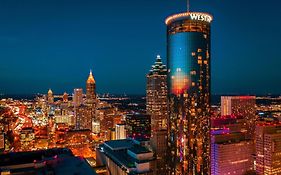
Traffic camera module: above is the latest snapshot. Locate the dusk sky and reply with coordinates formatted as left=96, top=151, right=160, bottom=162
left=0, top=0, right=280, bottom=95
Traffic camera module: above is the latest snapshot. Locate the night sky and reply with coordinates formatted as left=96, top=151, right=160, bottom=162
left=0, top=0, right=280, bottom=95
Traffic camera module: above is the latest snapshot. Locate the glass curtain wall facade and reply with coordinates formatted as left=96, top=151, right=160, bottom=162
left=166, top=12, right=212, bottom=175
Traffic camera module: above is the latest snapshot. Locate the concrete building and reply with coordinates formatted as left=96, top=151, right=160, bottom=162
left=211, top=130, right=254, bottom=175
left=97, top=139, right=155, bottom=175
left=256, top=122, right=281, bottom=175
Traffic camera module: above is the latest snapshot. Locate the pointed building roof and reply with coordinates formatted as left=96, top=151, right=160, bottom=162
left=148, top=55, right=167, bottom=75
left=48, top=89, right=53, bottom=94
left=87, top=69, right=96, bottom=84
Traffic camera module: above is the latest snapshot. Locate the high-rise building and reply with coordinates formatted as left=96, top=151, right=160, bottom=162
left=92, top=120, right=100, bottom=134
left=47, top=89, right=54, bottom=103
left=146, top=55, right=168, bottom=174
left=126, top=114, right=151, bottom=140
left=146, top=55, right=168, bottom=131
left=166, top=12, right=213, bottom=174
left=211, top=130, right=254, bottom=175
left=86, top=70, right=97, bottom=132
left=62, top=92, right=68, bottom=103
left=116, top=123, right=126, bottom=140
left=86, top=70, right=96, bottom=104
left=75, top=105, right=92, bottom=130
left=256, top=122, right=281, bottom=175
left=73, top=88, right=83, bottom=107
left=221, top=96, right=256, bottom=139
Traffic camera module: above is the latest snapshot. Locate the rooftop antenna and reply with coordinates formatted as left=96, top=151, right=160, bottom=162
left=187, top=0, right=190, bottom=12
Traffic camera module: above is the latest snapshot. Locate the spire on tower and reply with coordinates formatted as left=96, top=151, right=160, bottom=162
left=87, top=69, right=95, bottom=84
left=187, top=0, right=190, bottom=12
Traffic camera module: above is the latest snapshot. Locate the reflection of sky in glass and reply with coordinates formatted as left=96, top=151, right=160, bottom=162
left=168, top=32, right=207, bottom=95
left=168, top=32, right=190, bottom=95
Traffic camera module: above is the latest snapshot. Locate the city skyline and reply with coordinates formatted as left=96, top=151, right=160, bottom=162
left=1, top=0, right=281, bottom=95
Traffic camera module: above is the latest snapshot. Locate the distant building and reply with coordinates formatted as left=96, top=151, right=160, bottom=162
left=73, top=88, right=83, bottom=107
left=221, top=96, right=256, bottom=139
left=0, top=133, right=4, bottom=152
left=86, top=70, right=96, bottom=104
left=126, top=113, right=151, bottom=140
left=116, top=123, right=126, bottom=140
left=146, top=55, right=168, bottom=131
left=256, top=122, right=281, bottom=175
left=92, top=120, right=100, bottom=134
left=62, top=92, right=68, bottom=103
left=47, top=89, right=54, bottom=103
left=75, top=105, right=92, bottom=130
left=211, top=130, right=254, bottom=175
left=97, top=139, right=154, bottom=175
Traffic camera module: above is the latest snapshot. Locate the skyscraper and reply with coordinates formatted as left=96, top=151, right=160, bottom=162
left=86, top=70, right=97, bottom=131
left=126, top=113, right=151, bottom=140
left=256, top=122, right=281, bottom=175
left=47, top=89, right=54, bottom=103
left=211, top=130, right=254, bottom=175
left=73, top=88, right=83, bottom=107
left=221, top=96, right=256, bottom=139
left=166, top=12, right=213, bottom=174
left=146, top=55, right=168, bottom=131
left=86, top=70, right=96, bottom=104
left=146, top=55, right=168, bottom=174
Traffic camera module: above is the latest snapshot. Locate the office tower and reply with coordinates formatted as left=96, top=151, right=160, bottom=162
left=116, top=123, right=126, bottom=140
left=47, top=89, right=54, bottom=103
left=146, top=55, right=168, bottom=174
left=97, top=139, right=154, bottom=175
left=126, top=113, right=151, bottom=140
left=92, top=120, right=100, bottom=134
left=146, top=55, right=168, bottom=130
left=221, top=96, right=256, bottom=139
left=150, top=129, right=167, bottom=174
left=256, top=123, right=281, bottom=175
left=211, top=130, right=254, bottom=175
left=62, top=92, right=68, bottom=103
left=73, top=88, right=83, bottom=107
left=166, top=12, right=213, bottom=174
left=86, top=70, right=97, bottom=132
left=86, top=70, right=96, bottom=104
left=75, top=105, right=92, bottom=130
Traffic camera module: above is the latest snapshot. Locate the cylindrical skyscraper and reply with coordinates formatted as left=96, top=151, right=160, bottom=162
left=166, top=12, right=213, bottom=174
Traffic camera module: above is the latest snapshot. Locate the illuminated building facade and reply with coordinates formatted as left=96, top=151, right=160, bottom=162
left=116, top=123, right=126, bottom=140
left=166, top=12, right=212, bottom=174
left=221, top=96, right=256, bottom=139
left=146, top=55, right=168, bottom=174
left=126, top=114, right=151, bottom=140
left=47, top=89, right=54, bottom=103
left=63, top=92, right=68, bottom=103
left=86, top=70, right=96, bottom=104
left=86, top=70, right=97, bottom=132
left=75, top=105, right=92, bottom=130
left=146, top=55, right=168, bottom=131
left=211, top=130, right=254, bottom=175
left=256, top=123, right=281, bottom=175
left=73, top=88, right=83, bottom=107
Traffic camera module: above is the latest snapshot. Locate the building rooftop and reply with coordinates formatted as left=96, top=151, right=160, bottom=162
left=0, top=148, right=97, bottom=175
left=99, top=139, right=154, bottom=173
left=103, top=139, right=133, bottom=151
left=128, top=144, right=150, bottom=154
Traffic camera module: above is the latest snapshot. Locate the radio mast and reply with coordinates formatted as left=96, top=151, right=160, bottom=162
left=187, top=0, right=190, bottom=12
